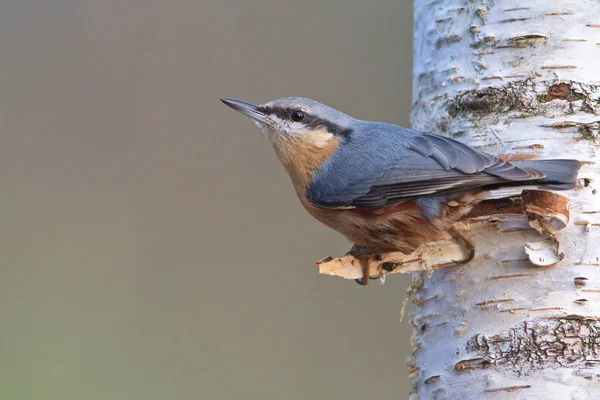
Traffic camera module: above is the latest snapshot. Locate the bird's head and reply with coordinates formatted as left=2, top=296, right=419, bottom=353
left=221, top=96, right=354, bottom=143
left=221, top=97, right=355, bottom=190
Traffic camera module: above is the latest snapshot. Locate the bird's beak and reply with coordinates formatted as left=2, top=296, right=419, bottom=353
left=220, top=98, right=270, bottom=124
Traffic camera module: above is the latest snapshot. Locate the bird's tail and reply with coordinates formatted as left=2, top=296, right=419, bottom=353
left=514, top=159, right=582, bottom=190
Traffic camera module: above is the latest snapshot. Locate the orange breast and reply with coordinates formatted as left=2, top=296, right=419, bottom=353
left=269, top=130, right=341, bottom=196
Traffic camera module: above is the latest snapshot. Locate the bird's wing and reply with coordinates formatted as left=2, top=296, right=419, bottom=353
left=307, top=129, right=545, bottom=208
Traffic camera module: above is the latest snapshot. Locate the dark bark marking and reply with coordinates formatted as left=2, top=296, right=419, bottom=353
left=485, top=385, right=531, bottom=392
left=455, top=357, right=493, bottom=373
left=423, top=375, right=441, bottom=385
left=505, top=34, right=547, bottom=48
left=436, top=35, right=463, bottom=50
left=500, top=17, right=532, bottom=24
left=543, top=120, right=600, bottom=141
left=446, top=81, right=600, bottom=122
left=460, top=316, right=600, bottom=375
left=545, top=83, right=576, bottom=101
left=575, top=277, right=589, bottom=287
left=449, top=87, right=518, bottom=117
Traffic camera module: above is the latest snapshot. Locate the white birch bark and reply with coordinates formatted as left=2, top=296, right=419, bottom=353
left=410, top=1, right=600, bottom=398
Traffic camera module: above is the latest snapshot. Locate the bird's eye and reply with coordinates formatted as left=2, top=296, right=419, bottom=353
left=291, top=110, right=305, bottom=122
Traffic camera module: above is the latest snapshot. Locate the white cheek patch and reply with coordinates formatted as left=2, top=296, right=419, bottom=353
left=270, top=116, right=304, bottom=135
left=308, top=130, right=335, bottom=148
left=270, top=116, right=335, bottom=148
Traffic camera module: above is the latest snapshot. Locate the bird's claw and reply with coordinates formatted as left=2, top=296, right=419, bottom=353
left=355, top=277, right=368, bottom=286
left=449, top=227, right=476, bottom=265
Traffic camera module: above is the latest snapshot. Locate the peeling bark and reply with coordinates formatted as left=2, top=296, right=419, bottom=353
left=410, top=0, right=600, bottom=398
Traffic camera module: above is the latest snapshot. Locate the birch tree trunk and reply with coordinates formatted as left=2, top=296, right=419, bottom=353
left=409, top=1, right=600, bottom=398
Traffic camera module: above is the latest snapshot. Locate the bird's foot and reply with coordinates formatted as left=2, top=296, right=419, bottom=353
left=355, top=254, right=372, bottom=286
left=448, top=226, right=476, bottom=265
left=348, top=245, right=376, bottom=286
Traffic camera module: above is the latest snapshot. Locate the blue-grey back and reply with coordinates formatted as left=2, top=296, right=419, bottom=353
left=306, top=121, right=552, bottom=208
left=307, top=122, right=445, bottom=206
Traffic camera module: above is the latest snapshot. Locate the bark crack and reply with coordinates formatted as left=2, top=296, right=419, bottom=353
left=448, top=80, right=600, bottom=121
left=460, top=316, right=600, bottom=375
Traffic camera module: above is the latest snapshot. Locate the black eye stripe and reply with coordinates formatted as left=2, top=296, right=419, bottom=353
left=256, top=106, right=289, bottom=120
left=257, top=105, right=352, bottom=139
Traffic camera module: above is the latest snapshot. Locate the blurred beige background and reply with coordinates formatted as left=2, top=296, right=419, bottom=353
left=1, top=1, right=414, bottom=399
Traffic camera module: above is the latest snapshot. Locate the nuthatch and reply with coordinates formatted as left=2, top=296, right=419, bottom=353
left=221, top=97, right=582, bottom=285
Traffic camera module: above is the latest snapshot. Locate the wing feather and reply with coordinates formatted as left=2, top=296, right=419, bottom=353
left=306, top=127, right=546, bottom=208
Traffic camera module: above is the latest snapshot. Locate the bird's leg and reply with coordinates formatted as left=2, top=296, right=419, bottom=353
left=448, top=226, right=476, bottom=265
left=348, top=244, right=376, bottom=286
left=357, top=254, right=371, bottom=286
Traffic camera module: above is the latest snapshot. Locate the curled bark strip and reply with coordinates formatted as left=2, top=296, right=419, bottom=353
left=521, top=190, right=570, bottom=266
left=522, top=190, right=570, bottom=231
left=524, top=239, right=564, bottom=267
